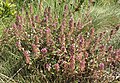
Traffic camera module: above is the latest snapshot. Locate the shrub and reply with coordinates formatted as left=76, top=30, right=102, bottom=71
left=1, top=3, right=120, bottom=83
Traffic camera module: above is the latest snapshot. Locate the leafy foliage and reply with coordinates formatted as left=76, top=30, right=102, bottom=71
left=0, top=0, right=16, bottom=18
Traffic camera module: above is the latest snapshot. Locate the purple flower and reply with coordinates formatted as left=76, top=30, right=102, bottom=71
left=99, top=63, right=105, bottom=70
left=41, top=48, right=47, bottom=54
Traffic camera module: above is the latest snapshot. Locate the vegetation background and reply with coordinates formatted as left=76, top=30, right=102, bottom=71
left=0, top=0, right=120, bottom=83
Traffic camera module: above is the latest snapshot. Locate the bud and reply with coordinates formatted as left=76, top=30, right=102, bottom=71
left=99, top=63, right=105, bottom=70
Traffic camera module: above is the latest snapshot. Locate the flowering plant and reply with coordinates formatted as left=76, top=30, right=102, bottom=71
left=1, top=4, right=120, bottom=83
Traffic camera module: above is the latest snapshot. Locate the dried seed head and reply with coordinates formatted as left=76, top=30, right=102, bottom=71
left=59, top=34, right=65, bottom=46
left=85, top=39, right=91, bottom=49
left=84, top=51, right=89, bottom=59
left=99, top=45, right=105, bottom=52
left=35, top=15, right=40, bottom=23
left=30, top=4, right=33, bottom=14
left=76, top=52, right=83, bottom=61
left=115, top=25, right=120, bottom=31
left=23, top=50, right=30, bottom=64
left=108, top=46, right=113, bottom=53
left=90, top=27, right=95, bottom=38
left=61, top=46, right=66, bottom=52
left=18, top=24, right=22, bottom=30
left=32, top=44, right=39, bottom=54
left=61, top=19, right=66, bottom=33
left=80, top=59, right=86, bottom=71
left=45, top=63, right=51, bottom=71
left=79, top=34, right=85, bottom=48
left=13, top=23, right=17, bottom=29
left=64, top=4, right=68, bottom=11
left=99, top=31, right=106, bottom=40
left=44, top=7, right=48, bottom=17
left=46, top=27, right=51, bottom=44
left=77, top=20, right=82, bottom=30
left=69, top=55, right=75, bottom=72
left=110, top=29, right=116, bottom=37
left=16, top=40, right=22, bottom=51
left=70, top=44, right=75, bottom=55
left=16, top=15, right=20, bottom=23
left=114, top=49, right=120, bottom=61
left=46, top=27, right=51, bottom=34
left=69, top=16, right=74, bottom=29
left=48, top=7, right=51, bottom=19
left=63, top=5, right=68, bottom=17
left=54, top=63, right=60, bottom=72
left=35, top=35, right=39, bottom=44
left=63, top=61, right=68, bottom=71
